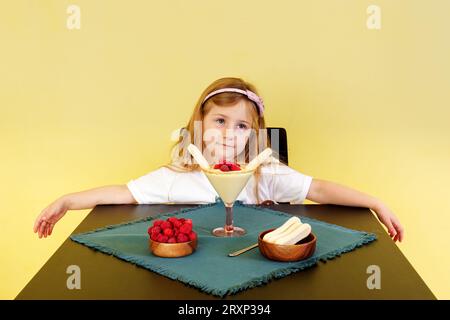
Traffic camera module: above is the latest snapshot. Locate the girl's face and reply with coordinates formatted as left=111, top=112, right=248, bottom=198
left=202, top=100, right=254, bottom=164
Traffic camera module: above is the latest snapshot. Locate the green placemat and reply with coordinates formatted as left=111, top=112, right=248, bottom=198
left=70, top=200, right=377, bottom=297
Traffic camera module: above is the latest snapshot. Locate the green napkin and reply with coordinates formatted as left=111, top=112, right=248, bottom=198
left=70, top=200, right=376, bottom=297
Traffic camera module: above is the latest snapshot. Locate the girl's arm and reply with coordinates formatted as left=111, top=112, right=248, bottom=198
left=306, top=179, right=404, bottom=242
left=63, top=185, right=137, bottom=209
left=33, top=185, right=137, bottom=239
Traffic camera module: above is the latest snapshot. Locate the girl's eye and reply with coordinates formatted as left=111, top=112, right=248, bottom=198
left=237, top=123, right=248, bottom=130
left=215, top=118, right=225, bottom=125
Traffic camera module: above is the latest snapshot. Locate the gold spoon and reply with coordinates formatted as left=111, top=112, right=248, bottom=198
left=228, top=243, right=259, bottom=257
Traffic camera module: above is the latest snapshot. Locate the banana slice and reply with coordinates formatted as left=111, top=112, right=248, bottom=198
left=263, top=216, right=302, bottom=243
left=268, top=220, right=303, bottom=244
left=273, top=223, right=311, bottom=245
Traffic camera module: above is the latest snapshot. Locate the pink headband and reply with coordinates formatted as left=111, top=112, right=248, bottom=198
left=201, top=88, right=264, bottom=116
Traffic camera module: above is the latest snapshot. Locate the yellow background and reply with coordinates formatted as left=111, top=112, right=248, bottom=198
left=1, top=0, right=449, bottom=299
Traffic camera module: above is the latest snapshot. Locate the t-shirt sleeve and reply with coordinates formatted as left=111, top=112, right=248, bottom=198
left=126, top=167, right=176, bottom=204
left=262, top=163, right=313, bottom=204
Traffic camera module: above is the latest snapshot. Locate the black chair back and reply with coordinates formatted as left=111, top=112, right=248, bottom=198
left=266, top=127, right=288, bottom=165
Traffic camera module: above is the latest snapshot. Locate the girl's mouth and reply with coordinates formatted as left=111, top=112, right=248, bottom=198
left=217, top=143, right=234, bottom=148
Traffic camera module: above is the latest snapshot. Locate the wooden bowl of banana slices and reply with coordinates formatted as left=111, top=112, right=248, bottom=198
left=258, top=216, right=316, bottom=262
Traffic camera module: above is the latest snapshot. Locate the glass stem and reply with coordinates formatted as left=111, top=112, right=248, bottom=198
left=225, top=204, right=234, bottom=233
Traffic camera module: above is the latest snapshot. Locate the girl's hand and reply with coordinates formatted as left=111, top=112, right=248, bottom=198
left=33, top=197, right=69, bottom=239
left=373, top=203, right=404, bottom=242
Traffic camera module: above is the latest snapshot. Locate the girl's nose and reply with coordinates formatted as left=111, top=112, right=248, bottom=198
left=222, top=127, right=236, bottom=142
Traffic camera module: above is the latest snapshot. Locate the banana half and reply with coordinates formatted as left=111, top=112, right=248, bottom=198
left=263, top=216, right=301, bottom=243
left=263, top=216, right=312, bottom=245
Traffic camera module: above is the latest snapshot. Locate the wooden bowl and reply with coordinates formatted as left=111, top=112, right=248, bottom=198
left=258, top=228, right=316, bottom=262
left=149, top=238, right=197, bottom=258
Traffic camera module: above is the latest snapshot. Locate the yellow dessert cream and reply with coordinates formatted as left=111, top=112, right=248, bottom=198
left=203, top=166, right=255, bottom=205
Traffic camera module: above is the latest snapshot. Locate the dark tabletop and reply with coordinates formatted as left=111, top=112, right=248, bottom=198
left=16, top=203, right=436, bottom=300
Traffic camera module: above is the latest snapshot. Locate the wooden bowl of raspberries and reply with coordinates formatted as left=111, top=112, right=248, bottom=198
left=147, top=217, right=198, bottom=258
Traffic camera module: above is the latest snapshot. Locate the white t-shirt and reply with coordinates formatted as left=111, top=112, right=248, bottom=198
left=126, top=159, right=313, bottom=205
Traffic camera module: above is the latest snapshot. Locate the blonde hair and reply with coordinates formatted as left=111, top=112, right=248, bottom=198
left=165, top=77, right=271, bottom=204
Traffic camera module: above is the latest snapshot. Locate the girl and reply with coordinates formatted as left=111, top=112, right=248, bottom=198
left=33, top=77, right=404, bottom=242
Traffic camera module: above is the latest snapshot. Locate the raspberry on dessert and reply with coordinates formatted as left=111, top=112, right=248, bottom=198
left=163, top=228, right=174, bottom=237
left=229, top=163, right=241, bottom=171
left=160, top=221, right=173, bottom=230
left=219, top=164, right=230, bottom=172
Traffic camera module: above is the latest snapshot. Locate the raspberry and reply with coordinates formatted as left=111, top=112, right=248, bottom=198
left=173, top=220, right=183, bottom=228
left=168, top=217, right=178, bottom=224
left=229, top=163, right=241, bottom=171
left=151, top=226, right=162, bottom=235
left=163, top=228, right=174, bottom=237
left=214, top=160, right=229, bottom=169
left=147, top=226, right=154, bottom=235
left=180, top=223, right=192, bottom=234
left=188, top=231, right=197, bottom=241
left=153, top=219, right=164, bottom=226
left=184, top=219, right=193, bottom=225
left=174, top=228, right=180, bottom=237
left=156, top=233, right=165, bottom=242
left=178, top=218, right=186, bottom=224
left=150, top=233, right=159, bottom=241
left=168, top=237, right=177, bottom=243
left=160, top=221, right=173, bottom=230
left=177, top=233, right=189, bottom=243
left=219, top=164, right=229, bottom=172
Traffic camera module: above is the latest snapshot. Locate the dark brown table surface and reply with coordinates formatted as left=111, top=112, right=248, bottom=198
left=16, top=203, right=436, bottom=299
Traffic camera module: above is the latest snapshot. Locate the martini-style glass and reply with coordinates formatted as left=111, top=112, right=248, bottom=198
left=187, top=144, right=272, bottom=238
left=202, top=165, right=256, bottom=237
